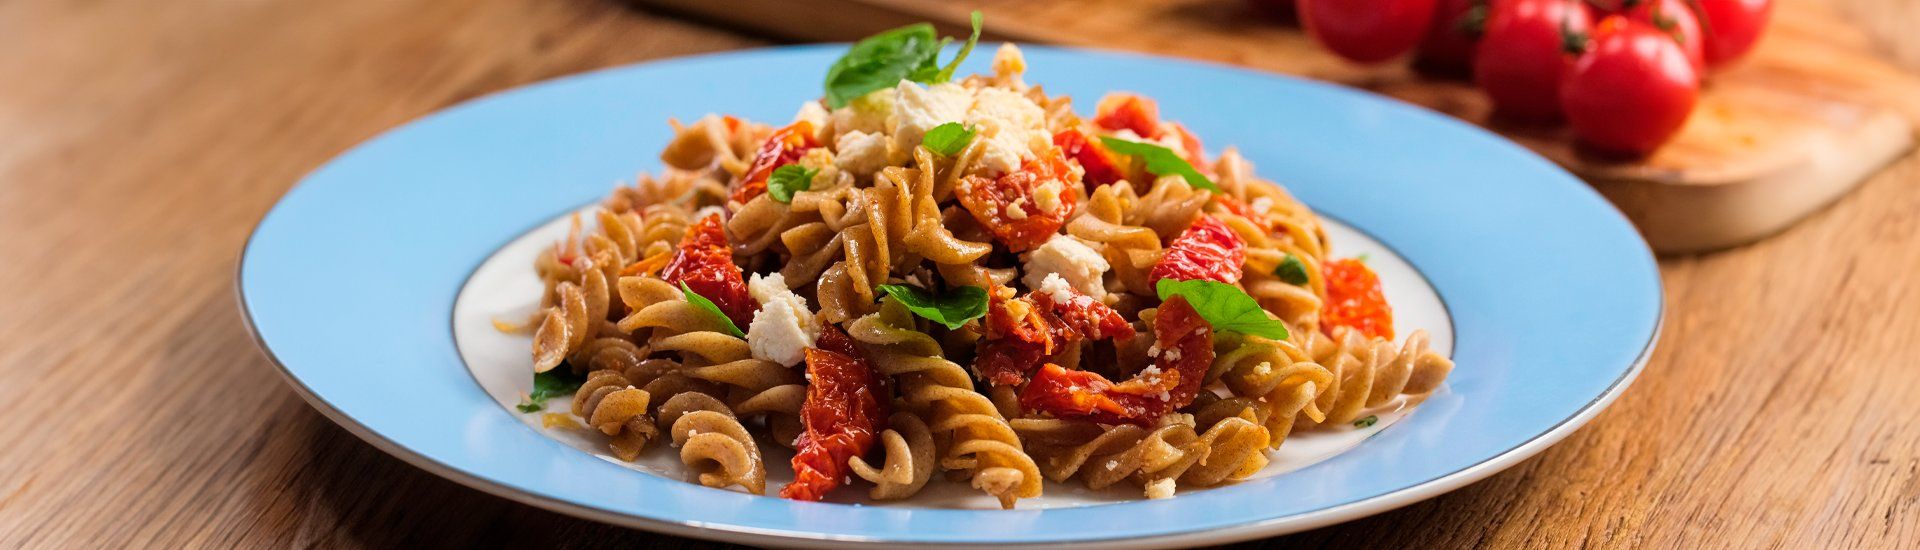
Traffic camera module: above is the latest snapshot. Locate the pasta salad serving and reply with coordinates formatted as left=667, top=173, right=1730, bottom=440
left=513, top=15, right=1454, bottom=508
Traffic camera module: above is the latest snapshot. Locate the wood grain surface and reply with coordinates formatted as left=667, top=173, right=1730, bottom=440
left=0, top=0, right=1915, bottom=548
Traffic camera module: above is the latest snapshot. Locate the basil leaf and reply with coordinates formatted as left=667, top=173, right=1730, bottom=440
left=876, top=284, right=987, bottom=330
left=922, top=122, right=977, bottom=156
left=1354, top=415, right=1379, bottom=428
left=681, top=282, right=746, bottom=338
left=767, top=164, right=818, bottom=204
left=1098, top=136, right=1218, bottom=191
left=824, top=12, right=986, bottom=108
left=516, top=368, right=585, bottom=413
left=1154, top=278, right=1289, bottom=340
left=933, top=11, right=985, bottom=83
left=1355, top=253, right=1371, bottom=264
left=824, top=23, right=942, bottom=108
left=1274, top=253, right=1310, bottom=286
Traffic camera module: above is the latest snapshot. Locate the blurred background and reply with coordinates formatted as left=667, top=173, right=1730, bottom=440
left=2, top=0, right=1917, bottom=548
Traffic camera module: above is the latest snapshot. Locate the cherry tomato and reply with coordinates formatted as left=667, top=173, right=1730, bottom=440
left=782, top=322, right=888, bottom=501
left=1606, top=0, right=1706, bottom=71
left=1018, top=296, right=1214, bottom=426
left=1562, top=16, right=1699, bottom=156
left=1695, top=0, right=1769, bottom=68
left=660, top=213, right=757, bottom=328
left=1297, top=0, right=1440, bottom=64
left=1148, top=215, right=1247, bottom=286
left=1415, top=0, right=1486, bottom=77
left=732, top=121, right=818, bottom=205
left=1320, top=257, right=1394, bottom=340
left=1474, top=0, right=1591, bottom=122
left=955, top=150, right=1080, bottom=252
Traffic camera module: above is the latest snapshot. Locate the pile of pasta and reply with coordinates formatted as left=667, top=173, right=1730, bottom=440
left=521, top=40, right=1453, bottom=507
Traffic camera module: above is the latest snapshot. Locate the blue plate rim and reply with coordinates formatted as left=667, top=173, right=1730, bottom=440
left=236, top=43, right=1663, bottom=547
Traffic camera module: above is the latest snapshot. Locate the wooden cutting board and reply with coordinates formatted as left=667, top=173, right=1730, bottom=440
left=636, top=0, right=1920, bottom=253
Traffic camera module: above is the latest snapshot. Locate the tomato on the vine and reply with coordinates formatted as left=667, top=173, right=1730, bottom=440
left=1297, top=0, right=1440, bottom=64
left=1474, top=0, right=1591, bottom=121
left=1599, top=0, right=1706, bottom=71
left=1695, top=0, right=1770, bottom=69
left=1562, top=15, right=1699, bottom=156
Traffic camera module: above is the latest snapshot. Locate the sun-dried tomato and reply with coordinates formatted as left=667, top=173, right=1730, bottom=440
left=1320, top=258, right=1394, bottom=340
left=955, top=150, right=1080, bottom=252
left=975, top=286, right=1057, bottom=386
left=1148, top=215, right=1246, bottom=286
left=660, top=213, right=757, bottom=328
left=1053, top=127, right=1129, bottom=188
left=1018, top=296, right=1213, bottom=425
left=732, top=121, right=818, bottom=205
left=1094, top=93, right=1163, bottom=139
left=975, top=284, right=1136, bottom=386
left=782, top=322, right=889, bottom=502
left=1032, top=289, right=1134, bottom=342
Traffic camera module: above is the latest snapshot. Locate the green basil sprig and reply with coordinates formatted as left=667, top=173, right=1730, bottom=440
left=823, top=11, right=984, bottom=108
left=876, top=283, right=987, bottom=330
left=1154, top=278, right=1289, bottom=340
left=922, top=122, right=978, bottom=156
left=681, top=282, right=746, bottom=338
left=516, top=368, right=585, bottom=413
left=1098, top=136, right=1219, bottom=192
left=767, top=164, right=818, bottom=204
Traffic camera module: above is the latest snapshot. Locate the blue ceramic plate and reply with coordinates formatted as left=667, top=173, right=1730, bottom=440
left=240, top=45, right=1660, bottom=548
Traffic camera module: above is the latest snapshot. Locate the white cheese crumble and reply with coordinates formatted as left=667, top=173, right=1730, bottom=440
left=1144, top=478, right=1176, bottom=499
left=833, top=130, right=890, bottom=178
left=1250, top=196, right=1275, bottom=215
left=1032, top=179, right=1064, bottom=214
left=1005, top=197, right=1029, bottom=220
left=829, top=90, right=894, bottom=139
left=746, top=273, right=819, bottom=367
left=792, top=100, right=830, bottom=142
left=890, top=81, right=972, bottom=155
left=1037, top=272, right=1077, bottom=304
left=1021, top=235, right=1110, bottom=300
left=966, top=87, right=1048, bottom=174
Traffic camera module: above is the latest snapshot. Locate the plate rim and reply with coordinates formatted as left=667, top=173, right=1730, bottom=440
left=236, top=43, right=1663, bottom=548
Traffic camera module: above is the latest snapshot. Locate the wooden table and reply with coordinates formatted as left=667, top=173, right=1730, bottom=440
left=1, top=1, right=1914, bottom=547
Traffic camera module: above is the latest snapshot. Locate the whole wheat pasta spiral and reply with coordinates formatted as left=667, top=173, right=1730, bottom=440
left=847, top=300, right=1042, bottom=508
left=571, top=369, right=659, bottom=461
left=616, top=277, right=807, bottom=445
left=1011, top=412, right=1269, bottom=498
left=1295, top=328, right=1454, bottom=429
left=847, top=412, right=938, bottom=500
left=1205, top=333, right=1335, bottom=446
left=657, top=391, right=767, bottom=494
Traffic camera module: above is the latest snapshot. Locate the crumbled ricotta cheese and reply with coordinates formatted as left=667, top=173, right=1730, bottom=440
left=746, top=273, right=820, bottom=366
left=1037, top=273, right=1076, bottom=304
left=830, top=90, right=895, bottom=139
left=966, top=87, right=1049, bottom=174
left=1144, top=478, right=1176, bottom=499
left=1021, top=235, right=1110, bottom=300
left=1032, top=179, right=1064, bottom=214
left=890, top=81, right=972, bottom=154
left=1005, top=197, right=1029, bottom=220
left=833, top=130, right=890, bottom=178
left=792, top=100, right=830, bottom=141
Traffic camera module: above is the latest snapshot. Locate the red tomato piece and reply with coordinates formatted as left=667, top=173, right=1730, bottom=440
left=1562, top=16, right=1699, bottom=156
left=1148, top=215, right=1247, bottom=286
left=1298, top=0, right=1439, bottom=64
left=1620, top=0, right=1706, bottom=71
left=1474, top=0, right=1591, bottom=121
left=782, top=322, right=889, bottom=502
left=660, top=213, right=758, bottom=328
left=1696, top=0, right=1770, bottom=69
left=732, top=121, right=819, bottom=205
left=1320, top=258, right=1394, bottom=340
left=1093, top=93, right=1163, bottom=139
left=975, top=284, right=1134, bottom=386
left=1053, top=128, right=1129, bottom=187
left=955, top=150, right=1080, bottom=252
left=1017, top=296, right=1214, bottom=425
left=1032, top=288, right=1135, bottom=342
